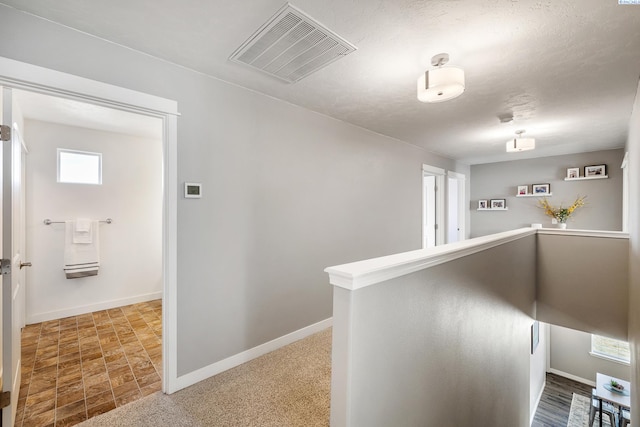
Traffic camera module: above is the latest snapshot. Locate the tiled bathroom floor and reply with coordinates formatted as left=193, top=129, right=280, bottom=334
left=17, top=299, right=163, bottom=427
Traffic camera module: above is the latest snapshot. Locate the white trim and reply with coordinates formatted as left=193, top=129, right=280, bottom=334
left=537, top=228, right=630, bottom=239
left=516, top=193, right=553, bottom=198
left=530, top=379, right=545, bottom=426
left=589, top=352, right=631, bottom=366
left=621, top=151, right=629, bottom=233
left=422, top=165, right=445, bottom=248
left=325, top=228, right=536, bottom=290
left=447, top=170, right=465, bottom=180
left=0, top=56, right=179, bottom=395
left=173, top=318, right=333, bottom=392
left=563, top=175, right=608, bottom=181
left=162, top=113, right=179, bottom=394
left=621, top=152, right=629, bottom=169
left=547, top=368, right=595, bottom=387
left=422, top=164, right=445, bottom=175
left=0, top=57, right=177, bottom=115
left=446, top=171, right=466, bottom=243
left=26, top=291, right=163, bottom=324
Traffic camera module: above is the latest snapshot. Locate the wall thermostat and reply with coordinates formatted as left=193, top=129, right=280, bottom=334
left=184, top=182, right=202, bottom=199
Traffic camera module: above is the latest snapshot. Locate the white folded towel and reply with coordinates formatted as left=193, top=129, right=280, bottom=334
left=73, top=218, right=93, bottom=244
left=64, top=220, right=100, bottom=279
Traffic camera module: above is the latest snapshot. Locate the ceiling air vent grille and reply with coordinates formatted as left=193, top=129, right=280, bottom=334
left=230, top=3, right=357, bottom=83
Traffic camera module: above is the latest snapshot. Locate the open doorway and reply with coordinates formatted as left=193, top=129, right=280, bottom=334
left=447, top=171, right=466, bottom=243
left=422, top=165, right=445, bottom=248
left=13, top=89, right=164, bottom=425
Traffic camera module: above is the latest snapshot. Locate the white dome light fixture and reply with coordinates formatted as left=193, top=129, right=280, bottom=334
left=417, top=53, right=465, bottom=103
left=506, top=130, right=536, bottom=152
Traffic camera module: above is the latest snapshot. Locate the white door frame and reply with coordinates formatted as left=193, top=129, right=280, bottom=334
left=422, top=164, right=445, bottom=248
left=621, top=152, right=629, bottom=233
left=447, top=171, right=466, bottom=243
left=0, top=56, right=180, bottom=393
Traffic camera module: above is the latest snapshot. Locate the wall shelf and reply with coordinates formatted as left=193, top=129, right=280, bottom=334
left=564, top=175, right=608, bottom=181
left=477, top=208, right=509, bottom=211
left=516, top=193, right=553, bottom=198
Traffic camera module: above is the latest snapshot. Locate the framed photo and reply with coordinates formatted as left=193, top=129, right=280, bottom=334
left=567, top=168, right=580, bottom=179
left=490, top=199, right=506, bottom=209
left=532, top=183, right=551, bottom=195
left=517, top=185, right=528, bottom=196
left=531, top=321, right=540, bottom=354
left=585, top=164, right=606, bottom=177
left=478, top=199, right=488, bottom=209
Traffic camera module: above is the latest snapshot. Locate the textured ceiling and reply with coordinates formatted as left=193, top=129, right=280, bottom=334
left=2, top=0, right=640, bottom=164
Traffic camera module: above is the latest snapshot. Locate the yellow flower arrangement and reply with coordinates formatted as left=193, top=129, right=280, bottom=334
left=538, top=195, right=586, bottom=223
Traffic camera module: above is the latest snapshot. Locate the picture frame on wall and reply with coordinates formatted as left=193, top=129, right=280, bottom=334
left=532, top=183, right=551, bottom=194
left=517, top=185, right=528, bottom=195
left=478, top=200, right=488, bottom=209
left=490, top=199, right=506, bottom=209
left=567, top=168, right=580, bottom=179
left=585, top=164, right=606, bottom=177
left=531, top=321, right=540, bottom=354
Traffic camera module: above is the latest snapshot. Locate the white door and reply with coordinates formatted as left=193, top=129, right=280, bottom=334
left=1, top=86, right=28, bottom=427
left=423, top=175, right=436, bottom=248
left=422, top=165, right=445, bottom=248
left=447, top=171, right=466, bottom=243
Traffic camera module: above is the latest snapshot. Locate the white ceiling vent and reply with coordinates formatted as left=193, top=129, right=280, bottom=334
left=229, top=3, right=357, bottom=83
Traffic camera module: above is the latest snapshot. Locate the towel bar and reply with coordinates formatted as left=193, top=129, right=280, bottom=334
left=44, top=218, right=112, bottom=225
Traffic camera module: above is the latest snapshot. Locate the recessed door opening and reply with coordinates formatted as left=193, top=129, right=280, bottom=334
left=447, top=171, right=466, bottom=243
left=6, top=88, right=165, bottom=425
left=422, top=165, right=445, bottom=248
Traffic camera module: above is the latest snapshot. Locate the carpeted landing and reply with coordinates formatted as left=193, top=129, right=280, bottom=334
left=78, top=328, right=331, bottom=427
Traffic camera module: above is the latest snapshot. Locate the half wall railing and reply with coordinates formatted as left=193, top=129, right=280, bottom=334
left=325, top=227, right=629, bottom=427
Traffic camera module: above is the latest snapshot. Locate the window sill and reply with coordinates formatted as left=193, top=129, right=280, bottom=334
left=589, top=352, right=630, bottom=366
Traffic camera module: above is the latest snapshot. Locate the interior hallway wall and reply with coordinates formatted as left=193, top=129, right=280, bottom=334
left=626, top=78, right=640, bottom=417
left=549, top=325, right=630, bottom=383
left=25, top=119, right=162, bottom=323
left=470, top=149, right=624, bottom=237
left=0, top=6, right=469, bottom=377
left=530, top=322, right=548, bottom=422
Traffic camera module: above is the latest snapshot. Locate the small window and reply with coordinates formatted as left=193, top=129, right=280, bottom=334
left=58, top=149, right=102, bottom=185
left=591, top=334, right=630, bottom=364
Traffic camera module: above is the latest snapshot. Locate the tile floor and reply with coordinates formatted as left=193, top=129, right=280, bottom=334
left=17, top=300, right=163, bottom=427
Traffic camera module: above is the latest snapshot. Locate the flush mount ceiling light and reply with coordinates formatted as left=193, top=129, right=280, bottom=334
left=417, top=53, right=465, bottom=103
left=506, top=130, right=536, bottom=152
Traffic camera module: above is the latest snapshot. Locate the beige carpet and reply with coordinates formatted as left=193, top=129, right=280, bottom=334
left=78, top=328, right=331, bottom=427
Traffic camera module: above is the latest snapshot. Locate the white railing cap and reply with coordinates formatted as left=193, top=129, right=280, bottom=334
left=325, top=228, right=536, bottom=290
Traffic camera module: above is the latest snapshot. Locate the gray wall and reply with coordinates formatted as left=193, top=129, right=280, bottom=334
left=470, top=149, right=624, bottom=237
left=530, top=322, right=548, bottom=420
left=626, top=79, right=640, bottom=415
left=536, top=233, right=628, bottom=340
left=0, top=6, right=469, bottom=376
left=334, top=236, right=536, bottom=426
left=550, top=325, right=630, bottom=383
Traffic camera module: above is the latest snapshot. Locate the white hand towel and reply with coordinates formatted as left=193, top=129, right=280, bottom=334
left=73, top=218, right=93, bottom=244
left=64, top=220, right=100, bottom=279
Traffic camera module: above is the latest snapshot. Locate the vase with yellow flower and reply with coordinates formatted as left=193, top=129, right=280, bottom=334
left=538, top=196, right=586, bottom=229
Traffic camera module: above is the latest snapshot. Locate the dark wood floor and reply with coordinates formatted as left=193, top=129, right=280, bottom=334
left=532, top=373, right=594, bottom=427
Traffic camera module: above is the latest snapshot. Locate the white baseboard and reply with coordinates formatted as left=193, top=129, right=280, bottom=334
left=174, top=317, right=333, bottom=393
left=26, top=291, right=163, bottom=324
left=548, top=368, right=595, bottom=387
left=530, top=379, right=545, bottom=426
